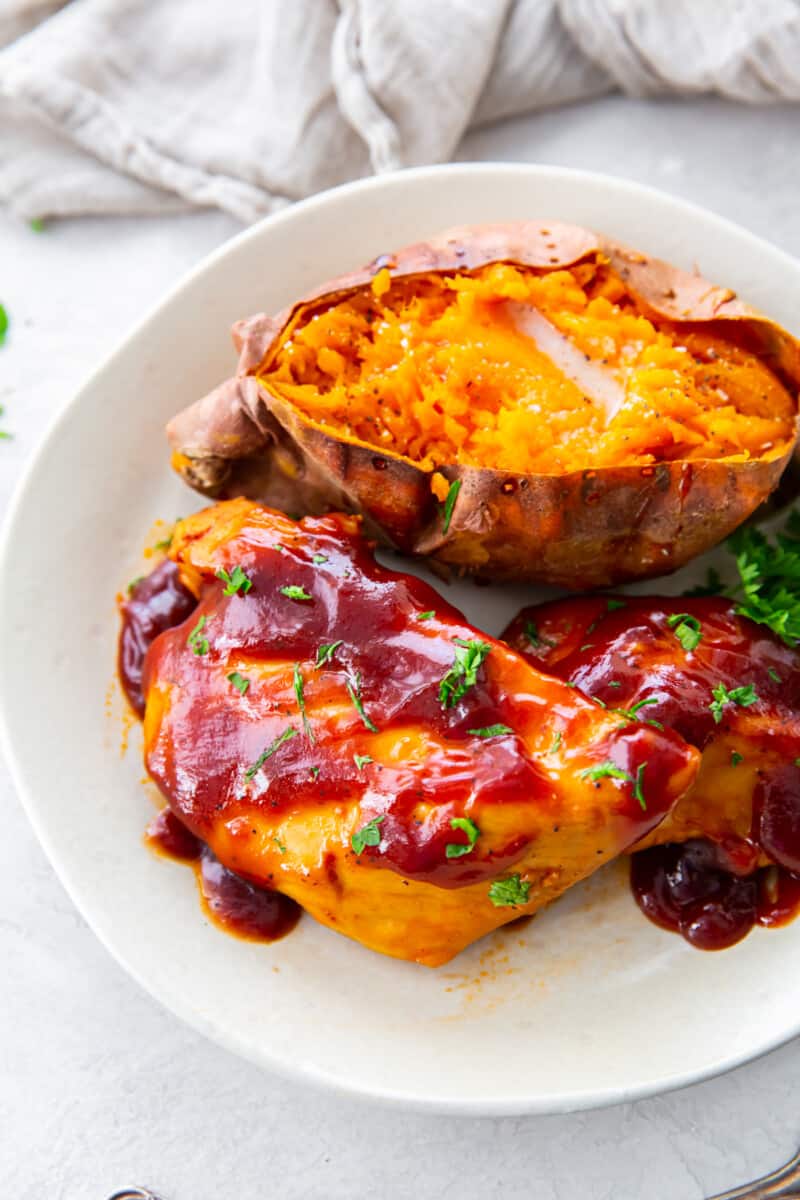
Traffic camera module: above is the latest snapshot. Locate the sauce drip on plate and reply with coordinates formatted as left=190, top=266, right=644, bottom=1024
left=147, top=808, right=300, bottom=943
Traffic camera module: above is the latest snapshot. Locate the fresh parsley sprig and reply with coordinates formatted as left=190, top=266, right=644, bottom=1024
left=488, top=874, right=530, bottom=907
left=446, top=816, right=480, bottom=859
left=245, top=726, right=298, bottom=780
left=709, top=682, right=759, bottom=724
left=351, top=815, right=384, bottom=855
left=216, top=564, right=252, bottom=595
left=439, top=638, right=491, bottom=709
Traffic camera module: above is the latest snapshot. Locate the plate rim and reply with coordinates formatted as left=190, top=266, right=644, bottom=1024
left=2, top=161, right=799, bottom=1116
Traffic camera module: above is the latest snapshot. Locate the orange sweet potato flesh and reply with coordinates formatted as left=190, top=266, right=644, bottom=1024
left=167, top=222, right=800, bottom=588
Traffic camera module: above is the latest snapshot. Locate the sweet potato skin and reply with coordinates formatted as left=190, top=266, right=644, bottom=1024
left=167, top=222, right=800, bottom=587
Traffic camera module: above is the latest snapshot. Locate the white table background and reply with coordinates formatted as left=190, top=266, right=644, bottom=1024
left=2, top=96, right=800, bottom=1200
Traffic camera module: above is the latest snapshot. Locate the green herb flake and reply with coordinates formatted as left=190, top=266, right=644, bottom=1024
left=313, top=554, right=328, bottom=565
left=0, top=303, right=8, bottom=346
left=613, top=697, right=661, bottom=725
left=273, top=836, right=287, bottom=854
left=439, top=638, right=491, bottom=709
left=315, top=640, right=343, bottom=667
left=524, top=620, right=555, bottom=650
left=351, top=815, right=385, bottom=855
left=215, top=564, right=253, bottom=595
left=579, top=761, right=631, bottom=784
left=726, top=517, right=800, bottom=646
left=29, top=218, right=45, bottom=233
left=353, top=753, right=373, bottom=770
left=667, top=612, right=702, bottom=652
left=280, top=585, right=312, bottom=601
left=548, top=730, right=562, bottom=754
left=446, top=816, right=481, bottom=859
left=633, top=762, right=647, bottom=811
left=227, top=671, right=250, bottom=696
left=731, top=751, right=743, bottom=767
left=187, top=614, right=210, bottom=657
left=244, top=727, right=298, bottom=780
left=795, top=758, right=800, bottom=768
left=293, top=663, right=315, bottom=742
left=580, top=642, right=594, bottom=652
left=346, top=670, right=379, bottom=732
left=154, top=534, right=173, bottom=551
left=467, top=724, right=513, bottom=739
left=709, top=682, right=759, bottom=725
left=127, top=575, right=144, bottom=594
left=608, top=681, right=622, bottom=689
left=488, top=874, right=530, bottom=908
left=418, top=611, right=435, bottom=621
left=606, top=598, right=627, bottom=611
left=768, top=668, right=782, bottom=684
left=441, top=479, right=461, bottom=534
left=309, top=766, right=321, bottom=780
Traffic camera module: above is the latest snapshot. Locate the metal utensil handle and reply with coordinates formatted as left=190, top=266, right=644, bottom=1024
left=107, top=1190, right=164, bottom=1200
left=707, top=1146, right=800, bottom=1199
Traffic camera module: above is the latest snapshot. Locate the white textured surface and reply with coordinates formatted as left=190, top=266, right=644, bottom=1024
left=2, top=95, right=800, bottom=1198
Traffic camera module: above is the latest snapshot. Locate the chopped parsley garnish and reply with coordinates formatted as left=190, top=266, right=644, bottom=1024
left=580, top=642, right=594, bottom=652
left=293, top=663, right=314, bottom=742
left=731, top=751, right=743, bottom=767
left=273, top=836, right=287, bottom=854
left=606, top=598, right=627, bottom=612
left=127, top=575, right=144, bottom=594
left=439, top=638, right=491, bottom=709
left=613, top=697, right=661, bottom=723
left=580, top=760, right=647, bottom=808
left=0, top=403, right=11, bottom=440
left=633, top=762, right=647, bottom=810
left=280, top=585, right=312, bottom=601
left=418, top=611, right=435, bottom=621
left=580, top=761, right=631, bottom=784
left=709, top=682, right=759, bottom=724
left=351, top=815, right=384, bottom=855
left=467, top=724, right=513, bottom=739
left=315, top=640, right=343, bottom=667
left=353, top=753, right=373, bottom=770
left=227, top=671, right=250, bottom=696
left=667, top=612, right=702, bottom=652
left=29, top=218, right=45, bottom=233
left=591, top=695, right=607, bottom=709
left=795, top=758, right=800, bottom=768
left=0, top=303, right=7, bottom=346
left=244, top=726, right=298, bottom=779
left=346, top=670, right=379, bottom=732
left=488, top=874, right=530, bottom=908
left=608, top=681, right=622, bottom=689
left=441, top=479, right=461, bottom=534
left=154, top=534, right=173, bottom=551
left=309, top=765, right=320, bottom=780
left=312, top=553, right=328, bottom=565
left=548, top=730, right=562, bottom=754
left=446, top=816, right=481, bottom=859
left=768, top=668, right=782, bottom=684
left=524, top=620, right=555, bottom=650
left=727, top=516, right=800, bottom=646
left=216, top=564, right=252, bottom=595
left=187, top=614, right=210, bottom=656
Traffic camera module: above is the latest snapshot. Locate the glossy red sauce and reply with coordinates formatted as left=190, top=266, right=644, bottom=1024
left=505, top=594, right=800, bottom=950
left=119, top=561, right=197, bottom=715
left=141, top=510, right=693, bottom=889
left=146, top=807, right=300, bottom=942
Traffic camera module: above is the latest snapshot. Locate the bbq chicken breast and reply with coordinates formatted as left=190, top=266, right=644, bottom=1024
left=504, top=595, right=800, bottom=948
left=121, top=499, right=698, bottom=966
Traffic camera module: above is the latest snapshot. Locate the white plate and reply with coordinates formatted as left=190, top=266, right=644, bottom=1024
left=2, top=164, right=800, bottom=1116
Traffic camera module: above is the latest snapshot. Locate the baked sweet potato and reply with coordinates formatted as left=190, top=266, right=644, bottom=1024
left=167, top=222, right=800, bottom=588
